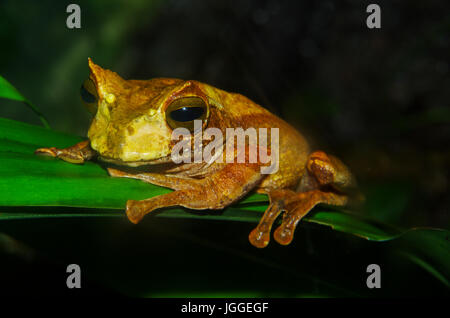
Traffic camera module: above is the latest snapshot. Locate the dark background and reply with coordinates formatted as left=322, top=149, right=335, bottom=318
left=0, top=0, right=449, bottom=297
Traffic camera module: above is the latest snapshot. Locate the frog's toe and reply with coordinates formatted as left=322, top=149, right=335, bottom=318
left=273, top=222, right=295, bottom=246
left=248, top=200, right=287, bottom=248
left=35, top=147, right=58, bottom=157
left=273, top=197, right=313, bottom=246
left=249, top=226, right=271, bottom=248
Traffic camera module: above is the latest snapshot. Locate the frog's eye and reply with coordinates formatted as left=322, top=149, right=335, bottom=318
left=80, top=79, right=98, bottom=114
left=165, top=97, right=208, bottom=132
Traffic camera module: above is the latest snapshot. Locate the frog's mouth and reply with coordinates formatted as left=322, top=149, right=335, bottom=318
left=98, top=154, right=174, bottom=167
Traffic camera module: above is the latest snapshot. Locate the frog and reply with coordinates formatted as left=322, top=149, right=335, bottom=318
left=35, top=58, right=358, bottom=248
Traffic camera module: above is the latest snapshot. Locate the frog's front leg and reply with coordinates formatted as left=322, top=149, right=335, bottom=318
left=107, top=168, right=202, bottom=191
left=248, top=189, right=296, bottom=248
left=273, top=190, right=348, bottom=245
left=35, top=140, right=96, bottom=164
left=108, top=163, right=264, bottom=224
left=250, top=189, right=348, bottom=248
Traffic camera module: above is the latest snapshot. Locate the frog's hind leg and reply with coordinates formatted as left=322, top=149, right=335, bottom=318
left=249, top=151, right=354, bottom=248
left=273, top=151, right=355, bottom=246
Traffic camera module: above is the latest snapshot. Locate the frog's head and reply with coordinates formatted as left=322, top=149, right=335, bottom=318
left=82, top=58, right=224, bottom=166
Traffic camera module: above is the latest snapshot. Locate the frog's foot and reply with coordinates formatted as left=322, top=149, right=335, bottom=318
left=124, top=189, right=209, bottom=224
left=248, top=189, right=297, bottom=248
left=249, top=189, right=348, bottom=248
left=273, top=190, right=348, bottom=246
left=35, top=140, right=95, bottom=164
left=123, top=187, right=196, bottom=223
left=125, top=199, right=155, bottom=224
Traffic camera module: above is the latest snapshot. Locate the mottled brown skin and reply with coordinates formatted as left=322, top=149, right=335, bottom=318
left=36, top=58, right=358, bottom=248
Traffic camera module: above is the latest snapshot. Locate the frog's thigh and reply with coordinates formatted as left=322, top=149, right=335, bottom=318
left=273, top=190, right=348, bottom=246
left=124, top=163, right=263, bottom=224
left=35, top=140, right=95, bottom=164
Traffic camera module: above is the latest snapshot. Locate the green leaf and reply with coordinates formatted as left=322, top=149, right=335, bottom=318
left=0, top=120, right=390, bottom=242
left=0, top=116, right=399, bottom=241
left=0, top=75, right=50, bottom=128
left=0, top=116, right=447, bottom=248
